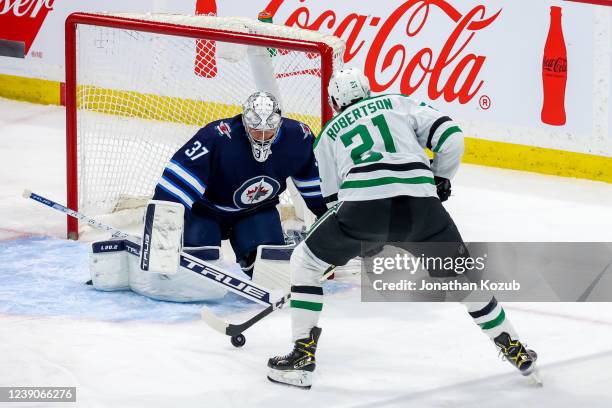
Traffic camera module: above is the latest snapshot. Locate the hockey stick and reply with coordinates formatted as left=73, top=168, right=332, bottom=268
left=23, top=189, right=130, bottom=239
left=202, top=293, right=290, bottom=337
left=201, top=266, right=336, bottom=338
left=22, top=190, right=277, bottom=306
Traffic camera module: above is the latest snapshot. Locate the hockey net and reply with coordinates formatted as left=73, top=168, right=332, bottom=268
left=65, top=12, right=344, bottom=239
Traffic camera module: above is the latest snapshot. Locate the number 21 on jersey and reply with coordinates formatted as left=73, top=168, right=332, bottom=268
left=340, top=114, right=396, bottom=165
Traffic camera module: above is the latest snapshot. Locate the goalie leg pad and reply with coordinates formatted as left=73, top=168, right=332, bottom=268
left=130, top=246, right=227, bottom=302
left=89, top=239, right=130, bottom=291
left=251, top=244, right=295, bottom=292
left=140, top=200, right=184, bottom=274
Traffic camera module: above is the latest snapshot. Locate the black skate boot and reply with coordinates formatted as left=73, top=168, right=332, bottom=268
left=494, top=332, right=541, bottom=383
left=267, top=327, right=322, bottom=389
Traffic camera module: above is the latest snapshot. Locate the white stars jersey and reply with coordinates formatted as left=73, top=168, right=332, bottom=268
left=314, top=94, right=464, bottom=203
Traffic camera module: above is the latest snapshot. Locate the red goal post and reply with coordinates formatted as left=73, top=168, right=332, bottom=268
left=65, top=12, right=344, bottom=239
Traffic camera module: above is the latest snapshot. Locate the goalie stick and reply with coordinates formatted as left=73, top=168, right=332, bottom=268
left=23, top=189, right=130, bottom=239
left=201, top=266, right=336, bottom=338
left=22, top=189, right=277, bottom=306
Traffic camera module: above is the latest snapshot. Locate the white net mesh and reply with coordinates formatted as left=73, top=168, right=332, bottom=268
left=73, top=13, right=344, bottom=235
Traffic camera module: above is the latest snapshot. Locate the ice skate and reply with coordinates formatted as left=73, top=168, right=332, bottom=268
left=494, top=332, right=542, bottom=385
left=267, top=327, right=322, bottom=389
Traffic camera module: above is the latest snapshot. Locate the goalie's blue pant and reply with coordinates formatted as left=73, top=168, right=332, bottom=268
left=183, top=207, right=285, bottom=265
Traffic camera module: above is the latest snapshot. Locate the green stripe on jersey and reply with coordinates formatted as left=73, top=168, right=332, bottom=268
left=340, top=176, right=435, bottom=190
left=290, top=299, right=323, bottom=311
left=479, top=309, right=506, bottom=330
left=433, top=126, right=461, bottom=153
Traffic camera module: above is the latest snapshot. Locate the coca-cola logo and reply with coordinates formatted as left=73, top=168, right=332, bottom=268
left=0, top=0, right=55, bottom=55
left=542, top=57, right=567, bottom=73
left=264, top=0, right=501, bottom=105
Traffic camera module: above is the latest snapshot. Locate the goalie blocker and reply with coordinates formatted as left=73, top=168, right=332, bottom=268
left=140, top=200, right=185, bottom=275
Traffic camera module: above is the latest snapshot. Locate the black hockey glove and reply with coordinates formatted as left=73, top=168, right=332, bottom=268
left=434, top=176, right=451, bottom=202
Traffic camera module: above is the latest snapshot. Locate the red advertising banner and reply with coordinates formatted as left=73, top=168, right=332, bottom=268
left=0, top=0, right=56, bottom=56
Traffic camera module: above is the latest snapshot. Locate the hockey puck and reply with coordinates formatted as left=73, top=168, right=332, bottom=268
left=231, top=334, right=246, bottom=348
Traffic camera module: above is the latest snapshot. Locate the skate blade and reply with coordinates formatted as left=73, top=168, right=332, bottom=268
left=267, top=368, right=312, bottom=389
left=523, top=365, right=543, bottom=386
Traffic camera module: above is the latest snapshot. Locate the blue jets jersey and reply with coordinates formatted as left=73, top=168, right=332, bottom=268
left=153, top=114, right=327, bottom=218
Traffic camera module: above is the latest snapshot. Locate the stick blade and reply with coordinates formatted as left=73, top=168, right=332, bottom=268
left=22, top=189, right=32, bottom=199
left=200, top=307, right=230, bottom=335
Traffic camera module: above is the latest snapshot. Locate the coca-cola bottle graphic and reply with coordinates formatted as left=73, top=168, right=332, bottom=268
left=541, top=6, right=567, bottom=126
left=195, top=0, right=218, bottom=78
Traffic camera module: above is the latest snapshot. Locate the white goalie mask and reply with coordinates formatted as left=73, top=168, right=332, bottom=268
left=242, top=91, right=283, bottom=162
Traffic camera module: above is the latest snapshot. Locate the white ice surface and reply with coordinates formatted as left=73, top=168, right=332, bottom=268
left=1, top=98, right=612, bottom=407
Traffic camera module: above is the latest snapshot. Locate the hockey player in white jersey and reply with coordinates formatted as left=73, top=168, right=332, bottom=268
left=267, top=68, right=539, bottom=389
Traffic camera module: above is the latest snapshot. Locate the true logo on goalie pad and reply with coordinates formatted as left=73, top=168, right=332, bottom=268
left=233, top=176, right=280, bottom=208
left=140, top=204, right=155, bottom=271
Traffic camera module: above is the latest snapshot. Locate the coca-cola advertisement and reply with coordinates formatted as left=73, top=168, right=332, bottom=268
left=216, top=0, right=604, bottom=143
left=267, top=0, right=500, bottom=107
left=226, top=0, right=596, bottom=136
left=0, top=0, right=610, bottom=149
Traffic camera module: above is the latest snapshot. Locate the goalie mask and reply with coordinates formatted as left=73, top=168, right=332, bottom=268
left=242, top=91, right=283, bottom=162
